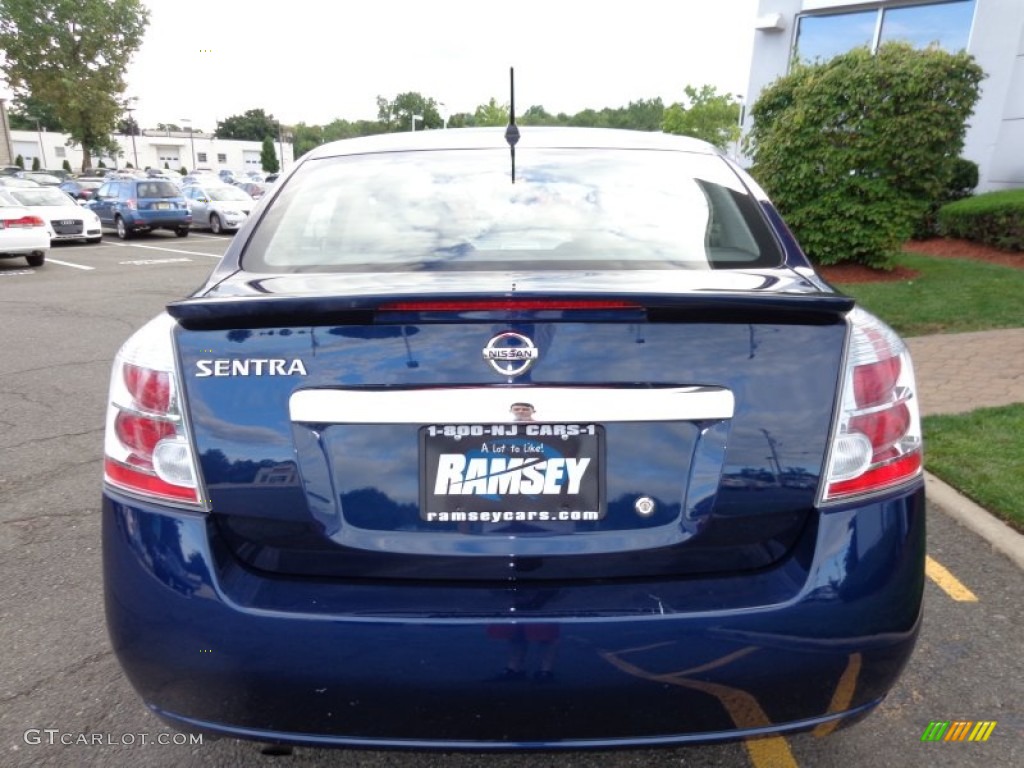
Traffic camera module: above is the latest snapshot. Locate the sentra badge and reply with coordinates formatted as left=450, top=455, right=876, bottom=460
left=195, top=358, right=308, bottom=377
left=482, top=332, right=538, bottom=377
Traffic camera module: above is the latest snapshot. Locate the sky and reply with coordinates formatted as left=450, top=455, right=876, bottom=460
left=123, top=0, right=760, bottom=132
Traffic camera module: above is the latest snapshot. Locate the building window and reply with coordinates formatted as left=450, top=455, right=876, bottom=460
left=54, top=147, right=66, bottom=158
left=795, top=9, right=876, bottom=64
left=795, top=1, right=976, bottom=65
left=879, top=1, right=974, bottom=51
left=217, top=153, right=227, bottom=163
left=197, top=152, right=208, bottom=163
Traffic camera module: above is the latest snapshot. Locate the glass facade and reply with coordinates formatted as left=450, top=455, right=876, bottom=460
left=795, top=0, right=976, bottom=64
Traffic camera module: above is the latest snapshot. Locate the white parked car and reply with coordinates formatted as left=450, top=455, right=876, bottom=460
left=0, top=190, right=51, bottom=267
left=182, top=183, right=255, bottom=234
left=3, top=186, right=103, bottom=244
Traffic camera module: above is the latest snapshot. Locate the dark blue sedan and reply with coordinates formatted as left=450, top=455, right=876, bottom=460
left=102, top=127, right=924, bottom=750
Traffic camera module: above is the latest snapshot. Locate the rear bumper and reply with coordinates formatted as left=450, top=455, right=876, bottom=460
left=103, top=484, right=925, bottom=749
left=125, top=213, right=191, bottom=230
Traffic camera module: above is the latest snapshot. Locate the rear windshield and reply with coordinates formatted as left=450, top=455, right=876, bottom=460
left=135, top=181, right=181, bottom=198
left=243, top=148, right=782, bottom=273
left=8, top=188, right=72, bottom=206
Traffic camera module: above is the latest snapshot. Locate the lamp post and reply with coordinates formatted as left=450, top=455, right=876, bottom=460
left=181, top=117, right=196, bottom=171
left=125, top=97, right=139, bottom=168
left=734, top=94, right=745, bottom=161
left=27, top=115, right=46, bottom=169
left=277, top=122, right=292, bottom=172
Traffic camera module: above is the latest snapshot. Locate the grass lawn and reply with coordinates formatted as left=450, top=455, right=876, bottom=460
left=923, top=404, right=1024, bottom=532
left=833, top=252, right=1024, bottom=337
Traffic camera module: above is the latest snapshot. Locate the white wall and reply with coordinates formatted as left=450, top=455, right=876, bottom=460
left=8, top=129, right=294, bottom=173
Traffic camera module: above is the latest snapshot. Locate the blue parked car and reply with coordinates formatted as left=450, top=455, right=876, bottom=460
left=90, top=177, right=191, bottom=239
left=102, top=127, right=925, bottom=751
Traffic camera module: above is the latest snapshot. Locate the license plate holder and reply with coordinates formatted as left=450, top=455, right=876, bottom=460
left=419, top=423, right=605, bottom=523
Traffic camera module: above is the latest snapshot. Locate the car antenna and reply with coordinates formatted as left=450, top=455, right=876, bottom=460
left=504, top=67, right=520, bottom=184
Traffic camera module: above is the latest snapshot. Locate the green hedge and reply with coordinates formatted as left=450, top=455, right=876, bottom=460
left=937, top=189, right=1024, bottom=251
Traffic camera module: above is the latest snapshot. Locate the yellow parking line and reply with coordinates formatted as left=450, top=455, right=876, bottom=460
left=925, top=556, right=978, bottom=602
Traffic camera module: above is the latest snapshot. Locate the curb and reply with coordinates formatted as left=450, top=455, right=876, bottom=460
left=925, top=471, right=1024, bottom=571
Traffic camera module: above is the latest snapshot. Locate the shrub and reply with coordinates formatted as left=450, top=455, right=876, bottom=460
left=747, top=43, right=984, bottom=268
left=179, top=166, right=188, bottom=176
left=937, top=190, right=1024, bottom=251
left=15, top=154, right=24, bottom=168
left=98, top=160, right=106, bottom=168
left=914, top=157, right=979, bottom=238
left=31, top=156, right=40, bottom=171
left=62, top=159, right=71, bottom=172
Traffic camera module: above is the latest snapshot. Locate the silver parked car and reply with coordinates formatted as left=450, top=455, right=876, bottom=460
left=182, top=183, right=255, bottom=234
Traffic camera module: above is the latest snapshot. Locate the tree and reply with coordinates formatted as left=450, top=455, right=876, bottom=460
left=260, top=135, right=279, bottom=174
left=0, top=0, right=149, bottom=171
left=747, top=43, right=984, bottom=268
left=155, top=123, right=182, bottom=133
left=291, top=122, right=325, bottom=159
left=661, top=85, right=739, bottom=148
left=376, top=92, right=442, bottom=132
left=216, top=109, right=278, bottom=141
left=7, top=94, right=64, bottom=131
left=473, top=97, right=507, bottom=127
left=117, top=116, right=140, bottom=136
left=31, top=156, right=40, bottom=170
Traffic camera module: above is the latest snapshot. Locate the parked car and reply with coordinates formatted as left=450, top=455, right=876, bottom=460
left=182, top=182, right=254, bottom=233
left=0, top=176, right=41, bottom=188
left=232, top=180, right=267, bottom=199
left=103, top=127, right=925, bottom=751
left=15, top=171, right=63, bottom=186
left=3, top=186, right=102, bottom=244
left=89, top=178, right=191, bottom=239
left=0, top=190, right=50, bottom=266
left=59, top=178, right=105, bottom=202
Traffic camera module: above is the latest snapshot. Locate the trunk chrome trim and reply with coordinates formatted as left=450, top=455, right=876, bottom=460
left=289, top=386, right=734, bottom=424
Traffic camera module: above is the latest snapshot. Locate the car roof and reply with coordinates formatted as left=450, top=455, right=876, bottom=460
left=304, top=126, right=720, bottom=162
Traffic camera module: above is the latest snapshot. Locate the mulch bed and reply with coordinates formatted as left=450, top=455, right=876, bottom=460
left=817, top=238, right=1023, bottom=284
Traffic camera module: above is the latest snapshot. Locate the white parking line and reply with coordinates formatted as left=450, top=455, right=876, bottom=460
left=46, top=258, right=95, bottom=270
left=119, top=257, right=194, bottom=265
left=101, top=241, right=224, bottom=258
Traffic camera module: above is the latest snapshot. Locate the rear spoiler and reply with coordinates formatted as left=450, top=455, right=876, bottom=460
left=167, top=292, right=855, bottom=330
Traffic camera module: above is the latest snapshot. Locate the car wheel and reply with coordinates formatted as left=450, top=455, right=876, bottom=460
left=115, top=216, right=132, bottom=240
left=210, top=214, right=222, bottom=235
left=175, top=228, right=189, bottom=238
left=26, top=252, right=45, bottom=268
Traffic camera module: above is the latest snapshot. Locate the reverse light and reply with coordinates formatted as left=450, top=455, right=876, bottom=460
left=823, top=308, right=923, bottom=501
left=104, top=313, right=202, bottom=505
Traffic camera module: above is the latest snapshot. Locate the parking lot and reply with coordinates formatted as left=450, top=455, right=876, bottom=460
left=1, top=233, right=1021, bottom=767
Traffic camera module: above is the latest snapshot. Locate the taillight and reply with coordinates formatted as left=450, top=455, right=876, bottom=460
left=1, top=215, right=46, bottom=229
left=823, top=308, right=922, bottom=501
left=104, top=313, right=202, bottom=505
